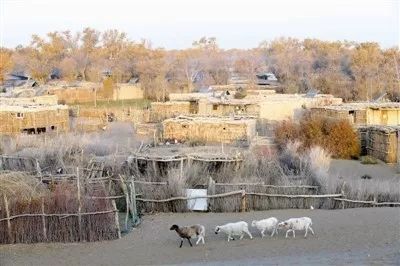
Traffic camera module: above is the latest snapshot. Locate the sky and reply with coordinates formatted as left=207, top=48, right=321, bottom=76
left=0, top=0, right=399, bottom=49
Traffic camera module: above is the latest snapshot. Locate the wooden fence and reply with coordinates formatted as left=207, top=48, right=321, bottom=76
left=134, top=178, right=400, bottom=213
left=0, top=170, right=140, bottom=244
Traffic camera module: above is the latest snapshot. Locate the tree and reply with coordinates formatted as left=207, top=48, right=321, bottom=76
left=351, top=42, right=383, bottom=100
left=0, top=49, right=14, bottom=83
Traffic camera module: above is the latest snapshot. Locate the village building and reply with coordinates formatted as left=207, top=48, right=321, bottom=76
left=0, top=104, right=69, bottom=135
left=310, top=102, right=400, bottom=126
left=156, top=92, right=342, bottom=121
left=162, top=115, right=257, bottom=144
left=0, top=95, right=58, bottom=106
left=358, top=125, right=399, bottom=164
left=197, top=98, right=260, bottom=116
left=46, top=78, right=144, bottom=104
left=257, top=93, right=342, bottom=121
left=150, top=101, right=193, bottom=122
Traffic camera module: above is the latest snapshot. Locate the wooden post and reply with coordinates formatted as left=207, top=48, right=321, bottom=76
left=41, top=198, right=47, bottom=241
left=152, top=160, right=157, bottom=176
left=124, top=193, right=130, bottom=231
left=3, top=194, right=12, bottom=243
left=118, top=175, right=130, bottom=231
left=36, top=160, right=42, bottom=182
left=111, top=200, right=121, bottom=239
left=341, top=182, right=346, bottom=209
left=130, top=179, right=137, bottom=224
left=207, top=177, right=215, bottom=212
left=135, top=157, right=139, bottom=176
left=180, top=158, right=184, bottom=179
left=76, top=167, right=82, bottom=241
left=240, top=190, right=246, bottom=212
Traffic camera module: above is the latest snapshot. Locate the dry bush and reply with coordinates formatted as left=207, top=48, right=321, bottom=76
left=1, top=122, right=139, bottom=174
left=274, top=115, right=360, bottom=159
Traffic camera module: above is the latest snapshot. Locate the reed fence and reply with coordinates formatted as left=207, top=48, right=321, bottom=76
left=134, top=178, right=400, bottom=213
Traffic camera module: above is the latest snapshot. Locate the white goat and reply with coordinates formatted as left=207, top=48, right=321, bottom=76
left=278, top=217, right=314, bottom=238
left=215, top=221, right=253, bottom=242
left=251, top=217, right=278, bottom=238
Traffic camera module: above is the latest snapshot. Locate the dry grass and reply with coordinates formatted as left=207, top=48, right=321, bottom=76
left=1, top=128, right=398, bottom=215
left=0, top=122, right=139, bottom=174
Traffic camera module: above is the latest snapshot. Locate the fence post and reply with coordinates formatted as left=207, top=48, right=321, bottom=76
left=152, top=160, right=157, bottom=176
left=180, top=158, right=184, bottom=179
left=240, top=190, right=246, bottom=212
left=41, top=198, right=47, bottom=241
left=3, top=194, right=12, bottom=243
left=341, top=182, right=346, bottom=209
left=130, top=178, right=137, bottom=224
left=36, top=160, right=43, bottom=182
left=111, top=200, right=121, bottom=239
left=207, top=177, right=215, bottom=211
left=118, top=175, right=130, bottom=232
left=76, top=167, right=82, bottom=241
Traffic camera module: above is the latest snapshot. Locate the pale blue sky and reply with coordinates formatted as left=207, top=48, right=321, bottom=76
left=1, top=0, right=399, bottom=49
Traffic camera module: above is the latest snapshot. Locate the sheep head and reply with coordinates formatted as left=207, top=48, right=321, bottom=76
left=277, top=222, right=288, bottom=229
left=214, top=226, right=221, bottom=234
left=170, top=224, right=179, bottom=231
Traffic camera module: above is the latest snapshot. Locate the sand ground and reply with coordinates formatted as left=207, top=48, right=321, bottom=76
left=329, top=159, right=399, bottom=182
left=0, top=208, right=399, bottom=266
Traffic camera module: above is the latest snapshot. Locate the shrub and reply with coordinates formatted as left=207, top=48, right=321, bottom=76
left=274, top=115, right=360, bottom=159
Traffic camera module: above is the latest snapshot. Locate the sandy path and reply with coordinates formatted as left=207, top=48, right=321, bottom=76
left=0, top=208, right=399, bottom=265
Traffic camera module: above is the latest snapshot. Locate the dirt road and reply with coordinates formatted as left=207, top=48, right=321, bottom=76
left=0, top=208, right=399, bottom=265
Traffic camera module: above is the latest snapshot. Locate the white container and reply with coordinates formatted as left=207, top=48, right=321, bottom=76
left=186, top=189, right=208, bottom=211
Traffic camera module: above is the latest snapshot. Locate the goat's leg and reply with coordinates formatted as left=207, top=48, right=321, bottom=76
left=285, top=230, right=289, bottom=238
left=292, top=230, right=295, bottom=238
left=240, top=233, right=244, bottom=240
left=261, top=229, right=265, bottom=238
left=179, top=239, right=183, bottom=248
left=309, top=226, right=315, bottom=235
left=244, top=228, right=253, bottom=239
left=227, top=234, right=231, bottom=242
left=304, top=227, right=308, bottom=238
left=188, top=238, right=193, bottom=247
left=196, top=236, right=201, bottom=245
left=271, top=228, right=275, bottom=237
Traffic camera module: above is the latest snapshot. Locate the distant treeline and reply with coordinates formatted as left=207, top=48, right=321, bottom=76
left=0, top=28, right=399, bottom=101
